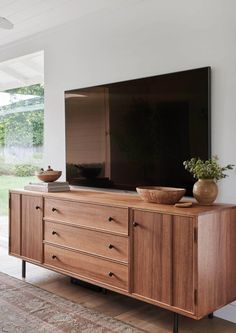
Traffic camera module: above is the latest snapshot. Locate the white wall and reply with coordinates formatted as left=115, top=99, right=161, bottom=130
left=0, top=0, right=236, bottom=322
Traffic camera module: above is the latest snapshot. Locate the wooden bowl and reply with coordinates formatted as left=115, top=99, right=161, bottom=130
left=35, top=171, right=62, bottom=182
left=136, top=186, right=186, bottom=204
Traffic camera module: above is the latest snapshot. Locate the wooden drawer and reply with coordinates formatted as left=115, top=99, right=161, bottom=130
left=44, top=198, right=128, bottom=235
left=44, top=221, right=128, bottom=262
left=44, top=244, right=128, bottom=291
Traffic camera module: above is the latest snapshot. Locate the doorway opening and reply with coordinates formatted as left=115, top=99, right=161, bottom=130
left=0, top=51, right=44, bottom=251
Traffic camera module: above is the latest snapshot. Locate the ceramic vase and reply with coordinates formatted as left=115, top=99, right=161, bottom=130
left=193, top=179, right=218, bottom=205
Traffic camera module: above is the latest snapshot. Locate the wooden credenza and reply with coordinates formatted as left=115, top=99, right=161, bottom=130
left=9, top=189, right=236, bottom=331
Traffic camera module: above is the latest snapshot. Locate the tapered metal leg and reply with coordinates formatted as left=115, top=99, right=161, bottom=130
left=208, top=312, right=214, bottom=319
left=173, top=313, right=179, bottom=333
left=22, top=260, right=26, bottom=278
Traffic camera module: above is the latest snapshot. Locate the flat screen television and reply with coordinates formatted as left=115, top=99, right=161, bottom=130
left=65, top=67, right=211, bottom=195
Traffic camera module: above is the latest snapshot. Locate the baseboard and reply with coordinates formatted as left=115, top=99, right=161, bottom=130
left=215, top=303, right=236, bottom=323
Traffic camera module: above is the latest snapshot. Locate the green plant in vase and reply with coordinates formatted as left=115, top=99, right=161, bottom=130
left=183, top=156, right=234, bottom=205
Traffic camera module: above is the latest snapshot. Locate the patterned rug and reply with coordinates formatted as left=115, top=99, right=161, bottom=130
left=0, top=272, right=144, bottom=333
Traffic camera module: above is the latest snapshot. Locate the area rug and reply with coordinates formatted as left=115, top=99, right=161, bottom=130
left=0, top=272, right=144, bottom=333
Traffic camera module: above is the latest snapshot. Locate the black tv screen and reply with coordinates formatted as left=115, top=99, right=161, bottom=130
left=65, top=67, right=211, bottom=195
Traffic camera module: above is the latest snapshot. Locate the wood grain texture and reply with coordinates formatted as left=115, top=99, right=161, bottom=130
left=132, top=210, right=172, bottom=305
left=136, top=186, right=185, bottom=204
left=197, top=207, right=236, bottom=318
left=44, top=221, right=128, bottom=263
left=9, top=189, right=236, bottom=320
left=44, top=198, right=128, bottom=235
left=227, top=208, right=236, bottom=302
left=21, top=195, right=43, bottom=263
left=44, top=244, right=128, bottom=291
left=9, top=193, right=21, bottom=256
left=172, top=215, right=195, bottom=313
left=2, top=248, right=236, bottom=332
left=12, top=188, right=235, bottom=217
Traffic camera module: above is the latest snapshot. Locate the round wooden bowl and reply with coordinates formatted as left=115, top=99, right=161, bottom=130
left=35, top=171, right=62, bottom=182
left=136, top=186, right=186, bottom=204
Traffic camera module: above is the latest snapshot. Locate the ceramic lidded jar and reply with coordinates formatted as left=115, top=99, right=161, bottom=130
left=193, top=178, right=218, bottom=205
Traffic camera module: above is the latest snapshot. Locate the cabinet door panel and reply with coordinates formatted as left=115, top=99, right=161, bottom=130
left=133, top=210, right=172, bottom=305
left=9, top=193, right=21, bottom=256
left=21, top=195, right=43, bottom=262
left=173, top=216, right=194, bottom=313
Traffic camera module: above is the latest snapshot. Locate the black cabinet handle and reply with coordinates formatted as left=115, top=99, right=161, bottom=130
left=35, top=206, right=40, bottom=210
left=108, top=244, right=113, bottom=249
left=52, top=255, right=57, bottom=259
left=133, top=222, right=139, bottom=227
left=52, top=207, right=57, bottom=212
left=52, top=231, right=57, bottom=235
left=108, top=217, right=114, bottom=222
left=108, top=272, right=114, bottom=277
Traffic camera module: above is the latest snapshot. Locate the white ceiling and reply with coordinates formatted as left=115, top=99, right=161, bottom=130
left=0, top=0, right=128, bottom=47
left=0, top=51, right=43, bottom=91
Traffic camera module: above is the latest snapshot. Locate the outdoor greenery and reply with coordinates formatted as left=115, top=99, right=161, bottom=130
left=0, top=110, right=44, bottom=147
left=5, top=84, right=44, bottom=96
left=0, top=84, right=44, bottom=216
left=0, top=175, right=35, bottom=216
left=0, top=157, right=39, bottom=176
left=183, top=156, right=234, bottom=181
left=0, top=84, right=44, bottom=147
left=14, top=164, right=39, bottom=177
left=0, top=156, right=13, bottom=175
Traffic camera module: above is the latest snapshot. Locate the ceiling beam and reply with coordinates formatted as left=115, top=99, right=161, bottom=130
left=0, top=76, right=44, bottom=92
left=0, top=66, right=28, bottom=85
left=20, top=58, right=44, bottom=75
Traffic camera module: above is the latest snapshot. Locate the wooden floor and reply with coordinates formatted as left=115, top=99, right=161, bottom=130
left=1, top=219, right=236, bottom=333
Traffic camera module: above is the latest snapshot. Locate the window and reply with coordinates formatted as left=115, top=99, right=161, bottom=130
left=0, top=51, right=44, bottom=248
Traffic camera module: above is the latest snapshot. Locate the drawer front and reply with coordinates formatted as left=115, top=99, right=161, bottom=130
left=44, top=221, right=128, bottom=262
left=44, top=244, right=128, bottom=291
left=44, top=198, right=128, bottom=234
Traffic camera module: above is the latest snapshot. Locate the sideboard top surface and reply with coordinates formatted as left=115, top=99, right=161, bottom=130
left=10, top=188, right=236, bottom=217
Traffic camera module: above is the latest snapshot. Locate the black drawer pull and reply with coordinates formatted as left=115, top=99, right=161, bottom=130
left=52, top=255, right=57, bottom=260
left=108, top=244, right=113, bottom=249
left=52, top=207, right=57, bottom=212
left=133, top=222, right=139, bottom=227
left=108, top=272, right=114, bottom=277
left=35, top=206, right=40, bottom=210
left=108, top=217, right=114, bottom=222
left=52, top=231, right=57, bottom=235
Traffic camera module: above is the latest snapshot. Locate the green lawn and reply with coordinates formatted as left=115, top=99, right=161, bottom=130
left=0, top=175, right=35, bottom=216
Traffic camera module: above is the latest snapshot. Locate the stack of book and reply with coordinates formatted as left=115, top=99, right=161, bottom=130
left=24, top=181, right=70, bottom=192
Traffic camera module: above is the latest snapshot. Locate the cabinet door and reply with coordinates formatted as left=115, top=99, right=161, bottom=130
left=21, top=195, right=43, bottom=263
left=132, top=210, right=172, bottom=305
left=9, top=193, right=21, bottom=256
left=172, top=216, right=195, bottom=313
